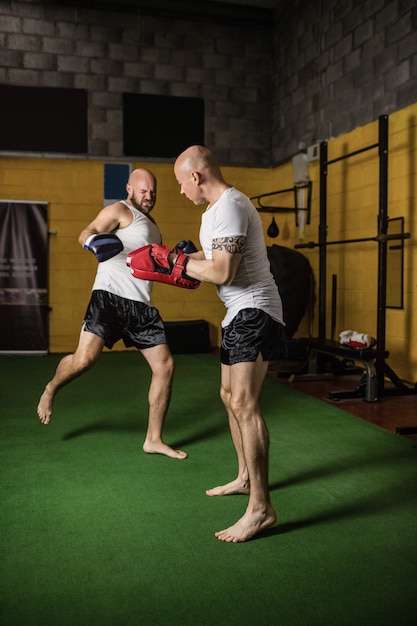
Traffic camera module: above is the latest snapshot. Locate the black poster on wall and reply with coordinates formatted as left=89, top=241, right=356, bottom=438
left=0, top=202, right=48, bottom=353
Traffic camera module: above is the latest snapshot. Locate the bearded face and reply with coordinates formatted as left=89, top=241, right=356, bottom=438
left=126, top=170, right=157, bottom=215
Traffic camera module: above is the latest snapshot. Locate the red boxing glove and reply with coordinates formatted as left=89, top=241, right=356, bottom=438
left=127, top=244, right=200, bottom=290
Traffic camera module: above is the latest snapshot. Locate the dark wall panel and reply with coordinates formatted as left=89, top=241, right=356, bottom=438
left=123, top=93, right=204, bottom=158
left=0, top=85, right=88, bottom=154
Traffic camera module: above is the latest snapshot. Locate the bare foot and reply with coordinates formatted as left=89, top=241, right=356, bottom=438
left=143, top=440, right=188, bottom=460
left=206, top=478, right=250, bottom=496
left=214, top=504, right=276, bottom=543
left=37, top=388, right=53, bottom=425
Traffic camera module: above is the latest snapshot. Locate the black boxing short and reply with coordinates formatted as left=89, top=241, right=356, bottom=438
left=220, top=308, right=287, bottom=366
left=82, top=290, right=167, bottom=350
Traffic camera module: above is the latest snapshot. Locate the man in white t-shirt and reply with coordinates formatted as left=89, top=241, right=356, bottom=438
left=173, top=145, right=286, bottom=542
left=37, top=168, right=187, bottom=460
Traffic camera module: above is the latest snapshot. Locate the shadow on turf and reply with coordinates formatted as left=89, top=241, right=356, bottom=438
left=62, top=420, right=228, bottom=447
left=247, top=479, right=414, bottom=542
left=269, top=447, right=413, bottom=492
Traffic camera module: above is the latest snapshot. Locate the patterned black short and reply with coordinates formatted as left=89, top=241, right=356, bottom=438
left=82, top=290, right=167, bottom=350
left=221, top=308, right=287, bottom=366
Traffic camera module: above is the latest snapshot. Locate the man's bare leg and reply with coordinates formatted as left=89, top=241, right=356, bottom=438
left=206, top=362, right=250, bottom=496
left=213, top=356, right=276, bottom=542
left=140, top=344, right=188, bottom=460
left=37, top=331, right=104, bottom=424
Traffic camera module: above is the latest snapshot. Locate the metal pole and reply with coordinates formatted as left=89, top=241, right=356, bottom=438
left=318, top=141, right=328, bottom=340
left=377, top=115, right=389, bottom=393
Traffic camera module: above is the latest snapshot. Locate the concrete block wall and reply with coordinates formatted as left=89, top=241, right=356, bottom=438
left=0, top=0, right=273, bottom=166
left=0, top=0, right=416, bottom=167
left=272, top=0, right=417, bottom=163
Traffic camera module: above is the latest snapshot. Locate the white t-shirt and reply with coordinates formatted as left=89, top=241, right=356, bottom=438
left=200, top=187, right=284, bottom=327
left=92, top=201, right=162, bottom=305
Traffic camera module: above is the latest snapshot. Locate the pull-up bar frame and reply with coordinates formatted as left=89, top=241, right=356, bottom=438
left=294, top=115, right=416, bottom=400
left=319, top=117, right=389, bottom=350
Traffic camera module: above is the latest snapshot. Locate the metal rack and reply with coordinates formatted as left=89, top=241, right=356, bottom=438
left=251, top=181, right=312, bottom=227
left=294, top=114, right=416, bottom=402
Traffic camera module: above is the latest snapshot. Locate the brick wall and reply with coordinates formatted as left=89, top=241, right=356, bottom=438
left=272, top=0, right=417, bottom=163
left=0, top=0, right=416, bottom=166
left=0, top=0, right=272, bottom=166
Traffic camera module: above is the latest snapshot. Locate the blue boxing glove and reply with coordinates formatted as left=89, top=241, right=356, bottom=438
left=172, top=240, right=198, bottom=255
left=83, top=233, right=124, bottom=262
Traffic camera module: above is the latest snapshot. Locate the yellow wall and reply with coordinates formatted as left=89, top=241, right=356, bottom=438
left=1, top=103, right=416, bottom=382
left=264, top=103, right=417, bottom=383
left=0, top=157, right=274, bottom=352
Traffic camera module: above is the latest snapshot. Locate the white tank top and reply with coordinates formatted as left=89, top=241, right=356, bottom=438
left=199, top=187, right=284, bottom=327
left=92, top=201, right=162, bottom=305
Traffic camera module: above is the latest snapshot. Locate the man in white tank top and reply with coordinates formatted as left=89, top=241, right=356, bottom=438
left=174, top=146, right=286, bottom=541
left=37, top=169, right=187, bottom=460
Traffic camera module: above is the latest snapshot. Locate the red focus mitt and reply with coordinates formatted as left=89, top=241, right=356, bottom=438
left=127, top=244, right=200, bottom=290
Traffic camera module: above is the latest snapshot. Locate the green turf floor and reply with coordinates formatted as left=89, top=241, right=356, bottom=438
left=1, top=351, right=416, bottom=625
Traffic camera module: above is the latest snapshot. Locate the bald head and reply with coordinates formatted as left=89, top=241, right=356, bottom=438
left=174, top=145, right=230, bottom=206
left=128, top=168, right=156, bottom=189
left=175, top=145, right=222, bottom=180
left=126, top=168, right=157, bottom=214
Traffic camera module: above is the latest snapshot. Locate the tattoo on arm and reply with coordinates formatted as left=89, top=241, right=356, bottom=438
left=212, top=236, right=246, bottom=254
